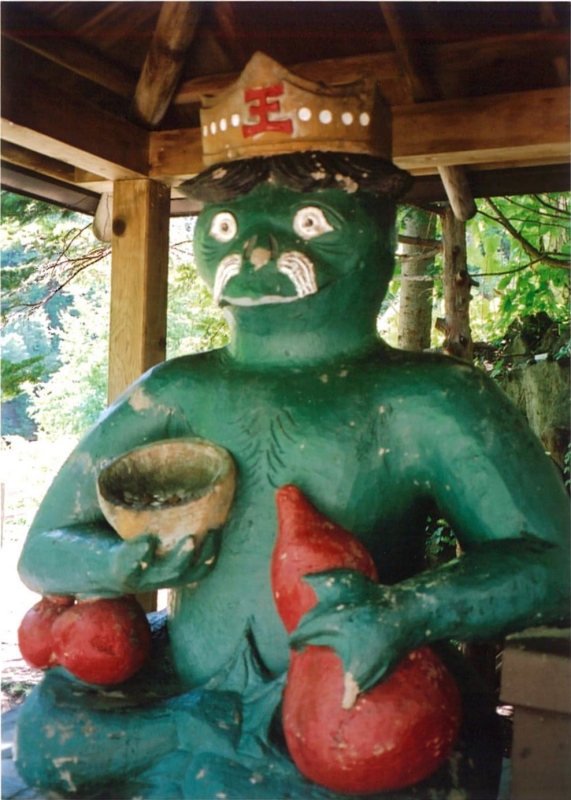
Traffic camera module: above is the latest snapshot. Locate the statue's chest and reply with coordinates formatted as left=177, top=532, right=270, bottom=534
left=186, top=370, right=403, bottom=533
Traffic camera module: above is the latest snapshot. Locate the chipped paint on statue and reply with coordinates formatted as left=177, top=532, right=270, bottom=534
left=14, top=53, right=570, bottom=800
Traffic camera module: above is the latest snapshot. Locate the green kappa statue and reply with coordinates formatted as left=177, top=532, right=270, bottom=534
left=15, top=53, right=570, bottom=800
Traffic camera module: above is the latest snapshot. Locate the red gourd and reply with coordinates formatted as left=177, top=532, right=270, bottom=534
left=51, top=596, right=152, bottom=685
left=18, top=595, right=75, bottom=670
left=272, top=485, right=462, bottom=795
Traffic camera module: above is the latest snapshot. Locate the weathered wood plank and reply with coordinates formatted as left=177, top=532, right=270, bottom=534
left=2, top=69, right=149, bottom=180
left=393, top=87, right=570, bottom=172
left=149, top=128, right=203, bottom=183
left=1, top=4, right=138, bottom=99
left=0, top=162, right=100, bottom=214
left=174, top=51, right=412, bottom=107
left=108, top=179, right=170, bottom=404
left=431, top=28, right=569, bottom=78
left=1, top=141, right=77, bottom=183
left=149, top=87, right=570, bottom=181
left=380, top=2, right=436, bottom=101
left=173, top=29, right=569, bottom=108
left=133, top=2, right=203, bottom=127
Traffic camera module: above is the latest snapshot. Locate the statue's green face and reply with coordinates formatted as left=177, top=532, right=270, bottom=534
left=194, top=183, right=396, bottom=308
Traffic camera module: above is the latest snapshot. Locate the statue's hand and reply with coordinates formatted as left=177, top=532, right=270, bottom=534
left=289, top=569, right=410, bottom=695
left=111, top=529, right=221, bottom=593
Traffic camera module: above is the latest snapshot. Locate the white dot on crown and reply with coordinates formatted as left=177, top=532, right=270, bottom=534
left=359, top=112, right=371, bottom=127
left=231, top=114, right=241, bottom=128
left=298, top=107, right=312, bottom=122
left=341, top=112, right=353, bottom=125
left=210, top=121, right=217, bottom=135
left=220, top=118, right=228, bottom=132
left=319, top=109, right=332, bottom=124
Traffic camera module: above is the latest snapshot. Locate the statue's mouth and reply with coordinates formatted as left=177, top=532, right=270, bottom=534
left=213, top=252, right=318, bottom=306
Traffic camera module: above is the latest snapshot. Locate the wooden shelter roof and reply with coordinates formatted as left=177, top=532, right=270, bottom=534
left=1, top=1, right=570, bottom=216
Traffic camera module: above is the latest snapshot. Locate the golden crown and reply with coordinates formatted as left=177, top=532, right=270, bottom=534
left=200, top=52, right=392, bottom=166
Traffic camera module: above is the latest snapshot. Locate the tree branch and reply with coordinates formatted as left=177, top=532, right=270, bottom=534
left=501, top=195, right=567, bottom=221
left=471, top=256, right=547, bottom=278
left=398, top=234, right=442, bottom=250
left=482, top=199, right=570, bottom=270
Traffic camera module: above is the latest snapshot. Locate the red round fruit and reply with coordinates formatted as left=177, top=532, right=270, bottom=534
left=18, top=595, right=75, bottom=670
left=273, top=485, right=462, bottom=794
left=51, top=596, right=152, bottom=685
left=273, top=485, right=378, bottom=633
left=283, top=645, right=462, bottom=794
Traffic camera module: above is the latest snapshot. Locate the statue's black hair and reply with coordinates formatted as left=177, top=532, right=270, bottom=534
left=181, top=152, right=412, bottom=204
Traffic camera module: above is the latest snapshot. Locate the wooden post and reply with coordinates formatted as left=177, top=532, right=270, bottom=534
left=437, top=166, right=477, bottom=222
left=109, top=178, right=170, bottom=612
left=109, top=179, right=170, bottom=403
left=436, top=207, right=477, bottom=362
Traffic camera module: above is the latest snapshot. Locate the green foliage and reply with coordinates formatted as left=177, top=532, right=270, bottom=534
left=1, top=356, right=45, bottom=401
left=425, top=515, right=458, bottom=569
left=15, top=216, right=229, bottom=440
left=467, top=194, right=569, bottom=342
left=1, top=193, right=108, bottom=435
left=167, top=218, right=229, bottom=358
left=28, top=263, right=111, bottom=438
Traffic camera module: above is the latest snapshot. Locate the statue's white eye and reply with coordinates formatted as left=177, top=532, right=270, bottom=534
left=293, top=206, right=335, bottom=240
left=209, top=212, right=238, bottom=242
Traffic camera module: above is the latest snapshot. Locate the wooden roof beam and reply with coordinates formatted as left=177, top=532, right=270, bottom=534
left=174, top=28, right=569, bottom=107
left=379, top=2, right=477, bottom=219
left=133, top=2, right=203, bottom=128
left=540, top=3, right=570, bottom=86
left=393, top=87, right=570, bottom=173
left=0, top=5, right=137, bottom=99
left=1, top=141, right=77, bottom=184
left=379, top=1, right=436, bottom=102
left=174, top=50, right=408, bottom=106
left=2, top=70, right=149, bottom=180
left=149, top=87, right=570, bottom=184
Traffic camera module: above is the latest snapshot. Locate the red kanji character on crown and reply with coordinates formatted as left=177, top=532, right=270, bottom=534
left=242, top=83, right=294, bottom=138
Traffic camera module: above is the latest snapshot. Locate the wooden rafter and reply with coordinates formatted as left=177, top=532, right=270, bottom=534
left=393, top=88, right=569, bottom=172
left=431, top=29, right=569, bottom=82
left=149, top=87, right=570, bottom=182
left=379, top=2, right=477, bottom=219
left=211, top=2, right=249, bottom=68
left=0, top=162, right=100, bottom=215
left=379, top=1, right=436, bottom=102
left=2, top=68, right=149, bottom=180
left=1, top=4, right=137, bottom=99
left=174, top=50, right=409, bottom=106
left=132, top=2, right=203, bottom=128
left=2, top=78, right=569, bottom=191
left=1, top=141, right=77, bottom=184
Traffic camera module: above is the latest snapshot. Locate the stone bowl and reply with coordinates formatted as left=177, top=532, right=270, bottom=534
left=97, top=438, right=236, bottom=554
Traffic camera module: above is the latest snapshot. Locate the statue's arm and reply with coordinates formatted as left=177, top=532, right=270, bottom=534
left=18, top=374, right=205, bottom=597
left=292, top=364, right=570, bottom=691
left=406, top=367, right=570, bottom=640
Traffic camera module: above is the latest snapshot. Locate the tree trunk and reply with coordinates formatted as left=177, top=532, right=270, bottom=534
left=436, top=206, right=476, bottom=361
left=397, top=208, right=437, bottom=352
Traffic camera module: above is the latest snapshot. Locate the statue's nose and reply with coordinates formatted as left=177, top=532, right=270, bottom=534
left=243, top=234, right=279, bottom=269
